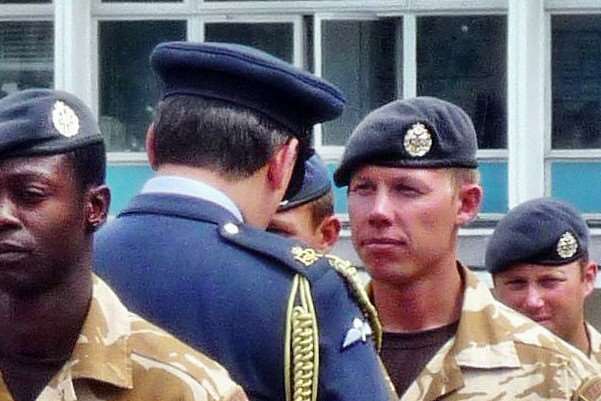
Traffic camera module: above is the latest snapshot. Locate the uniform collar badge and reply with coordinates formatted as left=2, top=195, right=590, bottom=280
left=403, top=122, right=432, bottom=157
left=52, top=100, right=80, bottom=138
left=556, top=231, right=578, bottom=259
left=342, top=317, right=373, bottom=350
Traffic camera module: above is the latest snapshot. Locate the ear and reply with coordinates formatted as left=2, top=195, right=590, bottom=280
left=267, top=138, right=299, bottom=191
left=85, top=185, right=111, bottom=233
left=316, top=215, right=341, bottom=252
left=582, top=261, right=598, bottom=298
left=455, top=184, right=483, bottom=226
left=145, top=123, right=158, bottom=170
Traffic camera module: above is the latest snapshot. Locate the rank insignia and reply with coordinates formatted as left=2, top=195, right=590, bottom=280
left=403, top=122, right=432, bottom=157
left=52, top=101, right=80, bottom=138
left=342, top=317, right=373, bottom=350
left=556, top=231, right=578, bottom=259
left=291, top=246, right=322, bottom=267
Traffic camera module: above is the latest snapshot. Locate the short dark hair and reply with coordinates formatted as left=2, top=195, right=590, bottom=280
left=152, top=95, right=295, bottom=179
left=64, top=142, right=107, bottom=190
left=308, top=190, right=335, bottom=229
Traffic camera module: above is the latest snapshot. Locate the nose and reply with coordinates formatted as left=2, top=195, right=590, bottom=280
left=523, top=286, right=545, bottom=311
left=0, top=196, right=20, bottom=230
left=368, top=190, right=394, bottom=228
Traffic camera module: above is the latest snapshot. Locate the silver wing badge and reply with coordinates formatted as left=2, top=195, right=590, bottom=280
left=342, top=317, right=373, bottom=350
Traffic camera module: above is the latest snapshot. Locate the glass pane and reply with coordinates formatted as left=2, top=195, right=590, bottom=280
left=99, top=20, right=186, bottom=152
left=417, top=15, right=507, bottom=149
left=0, top=21, right=53, bottom=99
left=321, top=19, right=398, bottom=146
left=205, top=23, right=293, bottom=63
left=102, top=0, right=179, bottom=2
left=552, top=15, right=601, bottom=149
left=0, top=0, right=50, bottom=3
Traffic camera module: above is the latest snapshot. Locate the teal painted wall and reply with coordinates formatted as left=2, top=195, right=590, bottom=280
left=107, top=161, right=508, bottom=215
left=552, top=162, right=601, bottom=213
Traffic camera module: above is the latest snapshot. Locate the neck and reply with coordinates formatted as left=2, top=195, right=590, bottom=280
left=568, top=320, right=592, bottom=356
left=0, top=268, right=92, bottom=362
left=156, top=164, right=279, bottom=228
left=373, top=257, right=464, bottom=333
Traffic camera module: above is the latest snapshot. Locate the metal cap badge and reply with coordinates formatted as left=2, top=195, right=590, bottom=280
left=557, top=231, right=578, bottom=259
left=403, top=122, right=432, bottom=157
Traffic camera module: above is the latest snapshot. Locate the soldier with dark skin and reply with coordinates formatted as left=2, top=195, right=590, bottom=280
left=486, top=197, right=601, bottom=364
left=335, top=96, right=601, bottom=401
left=0, top=89, right=247, bottom=401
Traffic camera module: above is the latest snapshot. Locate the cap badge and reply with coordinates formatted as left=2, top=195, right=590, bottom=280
left=404, top=122, right=432, bottom=157
left=52, top=101, right=80, bottom=138
left=557, top=231, right=578, bottom=259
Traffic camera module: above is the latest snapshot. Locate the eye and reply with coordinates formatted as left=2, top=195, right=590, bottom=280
left=392, top=183, right=421, bottom=197
left=540, top=278, right=565, bottom=289
left=504, top=279, right=527, bottom=291
left=349, top=181, right=375, bottom=196
left=266, top=226, right=293, bottom=237
left=17, top=186, right=48, bottom=203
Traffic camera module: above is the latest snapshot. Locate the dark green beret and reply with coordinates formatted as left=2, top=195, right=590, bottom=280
left=486, top=197, right=589, bottom=274
left=334, top=97, right=478, bottom=187
left=0, top=89, right=103, bottom=159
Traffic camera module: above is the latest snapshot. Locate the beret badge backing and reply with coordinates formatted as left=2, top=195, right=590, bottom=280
left=556, top=231, right=578, bottom=259
left=52, top=101, right=80, bottom=138
left=403, top=122, right=432, bottom=157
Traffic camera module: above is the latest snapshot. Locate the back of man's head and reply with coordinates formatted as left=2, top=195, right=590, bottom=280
left=149, top=41, right=345, bottom=200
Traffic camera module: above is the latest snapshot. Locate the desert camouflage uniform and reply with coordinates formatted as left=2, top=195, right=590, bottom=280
left=0, top=276, right=247, bottom=401
left=399, top=265, right=601, bottom=401
left=587, top=322, right=601, bottom=367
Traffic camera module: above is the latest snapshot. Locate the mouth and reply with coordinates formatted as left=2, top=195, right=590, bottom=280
left=361, top=238, right=407, bottom=249
left=0, top=243, right=31, bottom=262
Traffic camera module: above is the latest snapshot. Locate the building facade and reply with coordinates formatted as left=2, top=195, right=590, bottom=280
left=3, top=0, right=601, bottom=289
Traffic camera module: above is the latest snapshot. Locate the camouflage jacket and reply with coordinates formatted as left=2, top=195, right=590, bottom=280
left=3, top=276, right=248, bottom=401
left=587, top=322, right=601, bottom=367
left=401, top=265, right=601, bottom=401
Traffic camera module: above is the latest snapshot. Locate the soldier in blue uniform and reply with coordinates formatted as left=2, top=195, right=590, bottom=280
left=94, top=42, right=392, bottom=401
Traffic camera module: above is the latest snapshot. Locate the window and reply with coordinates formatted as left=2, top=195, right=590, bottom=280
left=417, top=15, right=507, bottom=150
left=551, top=15, right=601, bottom=150
left=0, top=21, right=53, bottom=98
left=98, top=20, right=186, bottom=152
left=205, top=23, right=294, bottom=63
left=319, top=18, right=398, bottom=146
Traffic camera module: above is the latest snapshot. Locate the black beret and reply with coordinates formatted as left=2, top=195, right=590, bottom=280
left=485, top=198, right=589, bottom=274
left=0, top=89, right=103, bottom=159
left=334, top=97, right=478, bottom=187
left=278, top=154, right=331, bottom=212
left=150, top=41, right=345, bottom=136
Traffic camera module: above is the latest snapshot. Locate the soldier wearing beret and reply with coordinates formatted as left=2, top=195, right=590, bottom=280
left=94, top=42, right=391, bottom=401
left=0, top=89, right=247, bottom=401
left=267, top=154, right=341, bottom=252
left=335, top=96, right=601, bottom=400
left=487, top=197, right=601, bottom=364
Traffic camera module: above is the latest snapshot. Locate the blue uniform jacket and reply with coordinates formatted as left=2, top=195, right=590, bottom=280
left=94, top=193, right=390, bottom=401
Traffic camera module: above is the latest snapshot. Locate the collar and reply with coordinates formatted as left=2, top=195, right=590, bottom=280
left=141, top=176, right=244, bottom=222
left=46, top=276, right=134, bottom=396
left=586, top=322, right=601, bottom=365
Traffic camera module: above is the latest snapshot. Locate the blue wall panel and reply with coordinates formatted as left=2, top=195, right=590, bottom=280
left=552, top=162, right=601, bottom=213
left=106, top=164, right=154, bottom=215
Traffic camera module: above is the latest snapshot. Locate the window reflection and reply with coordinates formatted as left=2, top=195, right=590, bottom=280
left=417, top=15, right=507, bottom=149
left=552, top=15, right=601, bottom=149
left=99, top=20, right=186, bottom=152
left=0, top=21, right=53, bottom=99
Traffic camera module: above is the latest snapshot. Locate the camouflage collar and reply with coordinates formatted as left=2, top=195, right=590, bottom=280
left=451, top=264, right=521, bottom=369
left=50, top=276, right=133, bottom=392
left=586, top=322, right=601, bottom=366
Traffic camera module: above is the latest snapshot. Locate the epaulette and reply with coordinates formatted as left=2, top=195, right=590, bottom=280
left=218, top=221, right=312, bottom=276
